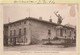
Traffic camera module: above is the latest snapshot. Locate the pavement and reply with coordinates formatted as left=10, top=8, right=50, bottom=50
left=4, top=45, right=76, bottom=51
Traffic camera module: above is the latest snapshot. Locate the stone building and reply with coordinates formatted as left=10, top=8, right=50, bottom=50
left=3, top=17, right=76, bottom=46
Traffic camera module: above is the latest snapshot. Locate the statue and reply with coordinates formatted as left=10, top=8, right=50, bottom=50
left=54, top=11, right=63, bottom=25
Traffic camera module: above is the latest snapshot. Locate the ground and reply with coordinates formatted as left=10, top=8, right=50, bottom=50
left=4, top=45, right=76, bottom=51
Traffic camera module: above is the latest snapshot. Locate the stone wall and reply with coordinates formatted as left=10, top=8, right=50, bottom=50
left=29, top=20, right=57, bottom=44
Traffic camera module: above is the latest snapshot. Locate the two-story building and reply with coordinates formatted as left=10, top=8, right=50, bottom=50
left=3, top=17, right=76, bottom=46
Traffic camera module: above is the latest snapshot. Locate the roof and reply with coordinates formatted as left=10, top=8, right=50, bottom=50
left=4, top=17, right=75, bottom=29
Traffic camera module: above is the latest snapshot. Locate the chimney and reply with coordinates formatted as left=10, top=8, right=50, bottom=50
left=49, top=19, right=52, bottom=22
left=39, top=17, right=42, bottom=20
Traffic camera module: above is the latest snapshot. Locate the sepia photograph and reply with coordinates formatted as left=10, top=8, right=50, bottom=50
left=3, top=4, right=78, bottom=51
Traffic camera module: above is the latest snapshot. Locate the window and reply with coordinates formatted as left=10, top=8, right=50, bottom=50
left=14, top=30, right=16, bottom=36
left=74, top=31, right=76, bottom=34
left=74, top=31, right=76, bottom=38
left=24, top=28, right=26, bottom=35
left=48, top=30, right=51, bottom=35
left=10, top=30, right=12, bottom=42
left=20, top=22, right=21, bottom=25
left=10, top=30, right=12, bottom=36
left=24, top=21, right=26, bottom=24
left=19, top=29, right=21, bottom=36
left=70, top=31, right=71, bottom=37
left=60, top=29, right=63, bottom=36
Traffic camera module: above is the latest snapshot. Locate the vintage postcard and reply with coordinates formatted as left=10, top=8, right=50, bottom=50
left=0, top=0, right=79, bottom=55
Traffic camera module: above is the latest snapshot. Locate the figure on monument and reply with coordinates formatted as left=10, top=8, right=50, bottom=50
left=54, top=11, right=63, bottom=25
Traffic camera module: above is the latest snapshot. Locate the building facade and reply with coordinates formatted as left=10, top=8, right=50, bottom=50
left=4, top=17, right=76, bottom=46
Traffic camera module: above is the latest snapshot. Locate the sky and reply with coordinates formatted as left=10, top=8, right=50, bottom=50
left=3, top=4, right=78, bottom=26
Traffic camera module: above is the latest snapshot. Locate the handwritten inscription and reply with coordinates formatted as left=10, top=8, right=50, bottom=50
left=14, top=0, right=55, bottom=4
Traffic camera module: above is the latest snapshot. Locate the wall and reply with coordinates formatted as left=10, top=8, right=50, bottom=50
left=29, top=20, right=57, bottom=44
left=29, top=19, right=76, bottom=44
left=8, top=20, right=31, bottom=45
